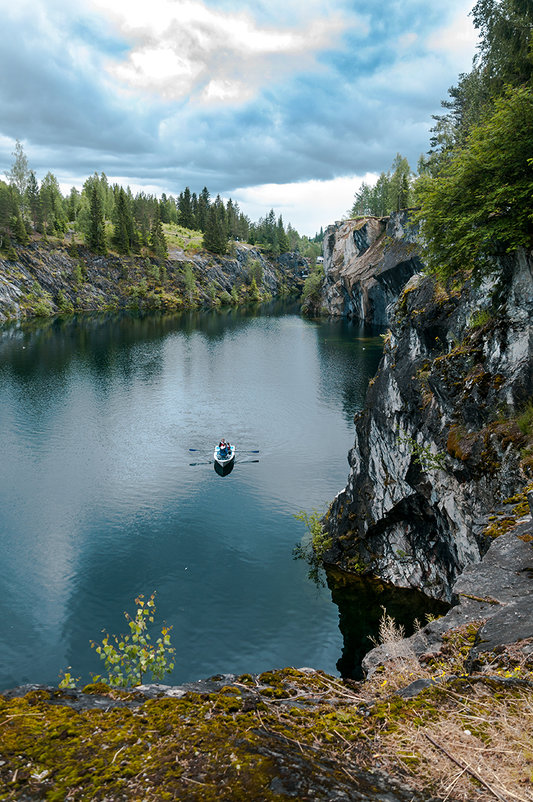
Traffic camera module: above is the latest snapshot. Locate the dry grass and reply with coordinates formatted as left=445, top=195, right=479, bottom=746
left=364, top=608, right=431, bottom=696
left=381, top=683, right=533, bottom=801
left=362, top=611, right=533, bottom=801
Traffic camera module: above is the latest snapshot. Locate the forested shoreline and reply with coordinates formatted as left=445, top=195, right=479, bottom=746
left=0, top=149, right=323, bottom=267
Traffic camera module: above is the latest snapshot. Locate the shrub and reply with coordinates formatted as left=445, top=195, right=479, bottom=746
left=60, top=593, right=175, bottom=688
left=293, top=509, right=332, bottom=586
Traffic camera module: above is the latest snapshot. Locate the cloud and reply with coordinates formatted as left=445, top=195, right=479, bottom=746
left=233, top=174, right=378, bottom=236
left=0, top=0, right=480, bottom=232
left=90, top=0, right=350, bottom=105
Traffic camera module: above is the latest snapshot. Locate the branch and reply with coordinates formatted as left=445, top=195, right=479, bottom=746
left=423, top=733, right=508, bottom=802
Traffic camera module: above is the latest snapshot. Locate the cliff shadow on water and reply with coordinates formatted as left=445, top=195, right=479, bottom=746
left=326, top=569, right=449, bottom=679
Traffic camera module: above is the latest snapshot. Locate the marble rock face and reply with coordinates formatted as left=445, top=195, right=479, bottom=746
left=324, top=249, right=533, bottom=602
left=322, top=211, right=423, bottom=325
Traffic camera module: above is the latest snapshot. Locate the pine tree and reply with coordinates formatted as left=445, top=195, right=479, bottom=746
left=197, top=187, right=210, bottom=232
left=66, top=187, right=81, bottom=223
left=277, top=215, right=290, bottom=253
left=87, top=183, right=106, bottom=253
left=178, top=186, right=195, bottom=229
left=0, top=181, right=14, bottom=247
left=25, top=171, right=42, bottom=231
left=13, top=197, right=29, bottom=245
left=112, top=187, right=132, bottom=253
left=40, top=172, right=67, bottom=236
left=150, top=206, right=168, bottom=258
left=203, top=201, right=228, bottom=255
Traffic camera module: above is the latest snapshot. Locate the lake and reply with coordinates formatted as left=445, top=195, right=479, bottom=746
left=0, top=302, right=414, bottom=689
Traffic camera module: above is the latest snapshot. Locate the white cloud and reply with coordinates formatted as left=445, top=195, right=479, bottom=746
left=87, top=0, right=349, bottom=103
left=233, top=174, right=379, bottom=237
left=426, top=4, right=478, bottom=69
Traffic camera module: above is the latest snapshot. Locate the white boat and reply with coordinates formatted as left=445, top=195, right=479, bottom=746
left=213, top=443, right=236, bottom=468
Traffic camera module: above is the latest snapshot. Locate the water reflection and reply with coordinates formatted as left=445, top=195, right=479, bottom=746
left=0, top=304, right=393, bottom=689
left=327, top=569, right=449, bottom=679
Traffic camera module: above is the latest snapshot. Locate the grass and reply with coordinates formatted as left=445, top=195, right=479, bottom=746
left=517, top=399, right=533, bottom=437
left=163, top=223, right=204, bottom=253
left=1, top=616, right=532, bottom=801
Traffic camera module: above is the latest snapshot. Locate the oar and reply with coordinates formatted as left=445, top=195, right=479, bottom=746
left=238, top=450, right=260, bottom=453
left=189, top=461, right=212, bottom=466
left=236, top=459, right=259, bottom=464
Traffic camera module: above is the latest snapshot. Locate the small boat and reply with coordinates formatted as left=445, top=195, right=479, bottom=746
left=213, top=443, right=236, bottom=469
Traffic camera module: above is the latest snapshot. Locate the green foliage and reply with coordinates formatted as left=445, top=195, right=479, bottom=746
left=6, top=139, right=30, bottom=200
left=351, top=153, right=413, bottom=216
left=517, top=399, right=533, bottom=437
left=56, top=290, right=73, bottom=313
left=468, top=309, right=492, bottom=329
left=301, top=264, right=324, bottom=313
left=112, top=186, right=135, bottom=254
left=471, top=0, right=533, bottom=93
left=247, top=257, right=263, bottom=286
left=150, top=207, right=168, bottom=259
left=90, top=593, right=175, bottom=687
left=40, top=172, right=67, bottom=236
left=87, top=183, right=106, bottom=253
left=399, top=432, right=447, bottom=472
left=248, top=276, right=260, bottom=301
left=416, top=86, right=533, bottom=282
left=203, top=197, right=228, bottom=255
left=293, top=509, right=333, bottom=587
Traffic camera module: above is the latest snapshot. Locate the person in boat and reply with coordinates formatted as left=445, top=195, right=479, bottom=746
left=219, top=438, right=228, bottom=457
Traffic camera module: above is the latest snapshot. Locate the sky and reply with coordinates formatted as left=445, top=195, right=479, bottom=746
left=0, top=0, right=479, bottom=235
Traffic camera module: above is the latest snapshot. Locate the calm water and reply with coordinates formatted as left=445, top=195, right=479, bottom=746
left=0, top=303, right=386, bottom=690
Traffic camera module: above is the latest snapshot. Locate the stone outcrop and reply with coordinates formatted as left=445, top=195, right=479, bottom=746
left=322, top=211, right=423, bottom=325
left=0, top=241, right=304, bottom=323
left=362, top=516, right=533, bottom=678
left=324, top=249, right=533, bottom=601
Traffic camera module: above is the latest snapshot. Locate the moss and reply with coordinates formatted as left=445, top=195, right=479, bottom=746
left=81, top=682, right=112, bottom=695
left=483, top=516, right=517, bottom=538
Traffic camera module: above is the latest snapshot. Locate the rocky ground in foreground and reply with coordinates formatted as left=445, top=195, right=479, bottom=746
left=1, top=515, right=532, bottom=802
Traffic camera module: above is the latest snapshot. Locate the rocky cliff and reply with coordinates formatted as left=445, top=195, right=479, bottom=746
left=322, top=211, right=423, bottom=325
left=0, top=241, right=304, bottom=323
left=324, top=249, right=533, bottom=601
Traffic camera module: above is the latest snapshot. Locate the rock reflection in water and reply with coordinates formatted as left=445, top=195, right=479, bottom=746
left=327, top=569, right=449, bottom=679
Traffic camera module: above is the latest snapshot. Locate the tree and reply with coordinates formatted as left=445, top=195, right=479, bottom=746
left=112, top=186, right=134, bottom=253
left=0, top=181, right=14, bottom=247
left=12, top=192, right=29, bottom=244
left=421, top=0, right=533, bottom=175
left=277, top=216, right=290, bottom=253
left=196, top=187, right=210, bottom=232
left=389, top=153, right=412, bottom=210
left=40, top=172, right=67, bottom=236
left=87, top=182, right=106, bottom=253
left=25, top=171, right=42, bottom=231
left=416, top=86, right=533, bottom=282
left=150, top=206, right=168, bottom=258
left=6, top=140, right=30, bottom=211
left=471, top=0, right=533, bottom=92
left=60, top=593, right=175, bottom=689
left=178, top=186, right=195, bottom=229
left=66, top=187, right=81, bottom=223
left=203, top=198, right=228, bottom=254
